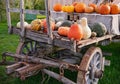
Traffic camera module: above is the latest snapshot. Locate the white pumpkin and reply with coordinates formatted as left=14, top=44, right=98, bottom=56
left=16, top=21, right=28, bottom=28
left=80, top=17, right=91, bottom=39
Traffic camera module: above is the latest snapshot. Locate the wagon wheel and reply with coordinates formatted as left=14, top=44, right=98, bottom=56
left=16, top=40, right=38, bottom=56
left=16, top=40, right=42, bottom=78
left=77, top=47, right=103, bottom=84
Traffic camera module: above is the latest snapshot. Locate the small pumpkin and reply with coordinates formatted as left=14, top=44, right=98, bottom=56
left=68, top=23, right=83, bottom=41
left=58, top=27, right=70, bottom=36
left=31, top=19, right=42, bottom=31
left=17, top=21, right=28, bottom=28
left=62, top=5, right=67, bottom=12
left=74, top=2, right=86, bottom=13
left=85, top=6, right=94, bottom=13
left=89, top=3, right=97, bottom=11
left=95, top=5, right=101, bottom=13
left=99, top=4, right=110, bottom=15
left=65, top=5, right=74, bottom=13
left=110, top=4, right=119, bottom=14
left=53, top=3, right=62, bottom=12
left=43, top=19, right=55, bottom=33
left=91, top=22, right=107, bottom=37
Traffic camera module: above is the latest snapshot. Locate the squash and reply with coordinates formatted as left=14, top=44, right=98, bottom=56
left=89, top=3, right=97, bottom=12
left=85, top=6, right=94, bottom=13
left=53, top=3, right=62, bottom=12
left=110, top=4, right=119, bottom=14
left=62, top=5, right=67, bottom=12
left=43, top=19, right=55, bottom=33
left=91, top=22, right=107, bottom=37
left=58, top=27, right=70, bottom=36
left=55, top=17, right=64, bottom=23
left=25, top=24, right=32, bottom=30
left=17, top=21, right=28, bottom=28
left=79, top=17, right=91, bottom=39
left=55, top=21, right=63, bottom=30
left=68, top=23, right=83, bottom=41
left=74, top=2, right=86, bottom=13
left=65, top=5, right=74, bottom=13
left=31, top=19, right=42, bottom=31
left=95, top=5, right=101, bottom=13
left=99, top=4, right=110, bottom=14
left=60, top=20, right=72, bottom=27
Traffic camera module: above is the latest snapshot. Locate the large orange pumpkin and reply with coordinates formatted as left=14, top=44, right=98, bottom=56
left=53, top=3, right=62, bottom=12
left=74, top=2, right=86, bottom=13
left=85, top=6, right=94, bottom=13
left=89, top=3, right=97, bottom=11
left=99, top=4, right=110, bottom=14
left=58, top=27, right=70, bottom=36
left=110, top=4, right=119, bottom=14
left=68, top=23, right=83, bottom=41
left=43, top=19, right=55, bottom=33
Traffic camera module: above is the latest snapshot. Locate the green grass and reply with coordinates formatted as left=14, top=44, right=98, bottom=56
left=0, top=22, right=120, bottom=84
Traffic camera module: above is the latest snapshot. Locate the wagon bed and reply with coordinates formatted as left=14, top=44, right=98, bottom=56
left=11, top=26, right=115, bottom=51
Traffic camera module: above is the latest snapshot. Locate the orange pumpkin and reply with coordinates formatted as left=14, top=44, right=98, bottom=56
left=53, top=3, right=62, bottom=12
left=110, top=4, right=119, bottom=14
left=99, top=4, right=110, bottom=14
left=89, top=3, right=97, bottom=11
left=58, top=27, right=70, bottom=36
left=85, top=6, right=94, bottom=13
left=43, top=19, right=55, bottom=33
left=68, top=23, right=83, bottom=41
left=74, top=2, right=86, bottom=13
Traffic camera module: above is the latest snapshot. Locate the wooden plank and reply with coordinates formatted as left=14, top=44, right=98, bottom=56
left=42, top=69, right=76, bottom=84
left=9, top=8, right=45, bottom=15
left=51, top=11, right=67, bottom=20
left=77, top=35, right=115, bottom=48
left=20, top=0, right=25, bottom=37
left=53, top=38, right=74, bottom=50
left=45, top=0, right=53, bottom=44
left=6, top=0, right=12, bottom=34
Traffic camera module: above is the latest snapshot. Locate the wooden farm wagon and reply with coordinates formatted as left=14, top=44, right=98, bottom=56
left=1, top=0, right=120, bottom=84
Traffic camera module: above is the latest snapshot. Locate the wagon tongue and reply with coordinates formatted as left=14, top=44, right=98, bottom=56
left=6, top=62, right=44, bottom=80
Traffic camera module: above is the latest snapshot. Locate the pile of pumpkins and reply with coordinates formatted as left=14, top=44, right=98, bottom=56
left=53, top=2, right=120, bottom=15
left=16, top=17, right=107, bottom=41
left=16, top=18, right=55, bottom=33
left=56, top=17, right=107, bottom=41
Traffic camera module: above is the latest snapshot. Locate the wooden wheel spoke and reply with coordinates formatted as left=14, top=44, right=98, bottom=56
left=24, top=44, right=31, bottom=52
